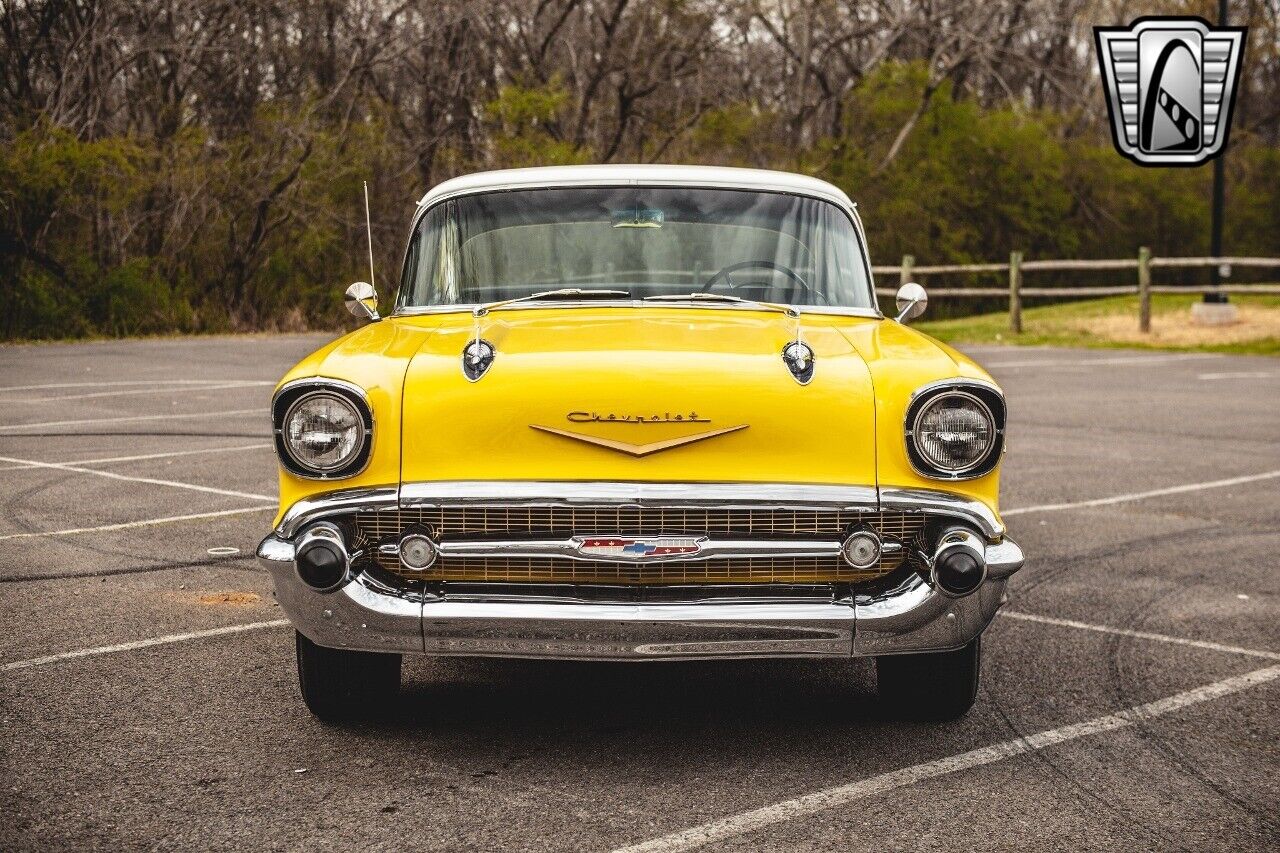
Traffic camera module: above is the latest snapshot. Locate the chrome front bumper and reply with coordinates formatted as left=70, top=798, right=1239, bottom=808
left=257, top=516, right=1023, bottom=661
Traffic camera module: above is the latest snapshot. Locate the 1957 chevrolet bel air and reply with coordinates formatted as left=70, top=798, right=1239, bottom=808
left=257, top=165, right=1023, bottom=721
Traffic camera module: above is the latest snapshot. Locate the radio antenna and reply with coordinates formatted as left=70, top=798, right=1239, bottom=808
left=363, top=180, right=376, bottom=290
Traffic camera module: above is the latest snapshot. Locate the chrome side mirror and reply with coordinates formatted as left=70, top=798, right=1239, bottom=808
left=894, top=282, right=928, bottom=323
left=344, top=281, right=380, bottom=322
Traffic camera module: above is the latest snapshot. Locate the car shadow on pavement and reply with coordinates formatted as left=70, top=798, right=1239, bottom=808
left=332, top=657, right=958, bottom=761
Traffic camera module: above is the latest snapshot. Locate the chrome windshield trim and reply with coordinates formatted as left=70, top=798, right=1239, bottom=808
left=877, top=487, right=1005, bottom=540
left=431, top=537, right=844, bottom=564
left=398, top=481, right=880, bottom=510
left=851, top=205, right=882, bottom=315
left=276, top=485, right=399, bottom=538
left=391, top=301, right=883, bottom=320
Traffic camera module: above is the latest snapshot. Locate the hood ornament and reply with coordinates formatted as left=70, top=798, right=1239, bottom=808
left=780, top=307, right=813, bottom=385
left=782, top=340, right=815, bottom=385
left=462, top=305, right=498, bottom=381
left=462, top=339, right=495, bottom=381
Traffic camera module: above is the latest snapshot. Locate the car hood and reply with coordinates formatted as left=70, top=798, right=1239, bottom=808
left=398, top=307, right=879, bottom=486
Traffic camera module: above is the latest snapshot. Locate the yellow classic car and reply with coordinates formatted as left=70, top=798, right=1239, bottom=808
left=257, top=165, right=1023, bottom=721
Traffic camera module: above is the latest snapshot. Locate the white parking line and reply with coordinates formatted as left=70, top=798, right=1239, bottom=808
left=0, top=454, right=273, bottom=501
left=0, top=408, right=261, bottom=431
left=0, top=505, right=274, bottom=541
left=0, top=443, right=272, bottom=472
left=1002, top=611, right=1280, bottom=661
left=1197, top=371, right=1276, bottom=380
left=1004, top=469, right=1280, bottom=516
left=0, top=620, right=290, bottom=672
left=8, top=381, right=271, bottom=403
left=984, top=353, right=1219, bottom=369
left=613, top=665, right=1280, bottom=853
left=0, top=380, right=272, bottom=392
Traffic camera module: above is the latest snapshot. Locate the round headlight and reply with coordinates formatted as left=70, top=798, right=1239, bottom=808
left=282, top=392, right=365, bottom=473
left=912, top=392, right=996, bottom=474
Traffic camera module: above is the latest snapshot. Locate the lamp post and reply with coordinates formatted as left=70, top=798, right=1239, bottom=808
left=1208, top=0, right=1227, bottom=302
left=1194, top=0, right=1238, bottom=325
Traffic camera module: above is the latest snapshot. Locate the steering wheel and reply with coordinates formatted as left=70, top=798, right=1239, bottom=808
left=701, top=260, right=814, bottom=298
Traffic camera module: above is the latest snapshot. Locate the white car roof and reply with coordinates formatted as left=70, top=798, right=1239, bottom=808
left=418, top=165, right=855, bottom=212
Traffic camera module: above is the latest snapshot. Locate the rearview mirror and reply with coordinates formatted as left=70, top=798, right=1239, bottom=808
left=344, top=281, right=380, bottom=322
left=894, top=282, right=928, bottom=324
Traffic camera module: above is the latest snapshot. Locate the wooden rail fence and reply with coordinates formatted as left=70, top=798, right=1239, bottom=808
left=871, top=252, right=1280, bottom=332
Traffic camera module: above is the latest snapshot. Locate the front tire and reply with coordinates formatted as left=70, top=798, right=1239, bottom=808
left=876, top=636, right=980, bottom=721
left=295, top=631, right=401, bottom=722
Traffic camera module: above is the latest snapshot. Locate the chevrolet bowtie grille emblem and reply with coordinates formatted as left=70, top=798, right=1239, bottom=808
left=529, top=423, right=748, bottom=457
left=573, top=536, right=705, bottom=561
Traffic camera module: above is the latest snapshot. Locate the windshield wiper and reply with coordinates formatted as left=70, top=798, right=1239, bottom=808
left=473, top=288, right=630, bottom=317
left=643, top=292, right=800, bottom=318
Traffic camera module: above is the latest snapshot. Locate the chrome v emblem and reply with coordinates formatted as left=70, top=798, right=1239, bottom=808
left=529, top=424, right=749, bottom=457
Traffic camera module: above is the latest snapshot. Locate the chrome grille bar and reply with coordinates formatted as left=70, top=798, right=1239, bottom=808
left=425, top=556, right=884, bottom=585
left=275, top=482, right=1003, bottom=540
left=356, top=505, right=907, bottom=538
left=353, top=506, right=926, bottom=583
left=431, top=537, right=849, bottom=562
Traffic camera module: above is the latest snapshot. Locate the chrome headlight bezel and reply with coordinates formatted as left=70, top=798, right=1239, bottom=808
left=272, top=379, right=374, bottom=480
left=904, top=380, right=1005, bottom=480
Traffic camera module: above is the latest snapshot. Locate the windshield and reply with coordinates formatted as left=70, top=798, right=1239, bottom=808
left=397, top=187, right=875, bottom=311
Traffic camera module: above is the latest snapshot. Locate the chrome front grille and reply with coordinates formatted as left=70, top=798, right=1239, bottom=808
left=352, top=506, right=926, bottom=584
left=425, top=556, right=878, bottom=584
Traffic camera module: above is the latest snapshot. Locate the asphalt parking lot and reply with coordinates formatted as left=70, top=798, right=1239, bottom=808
left=1, top=334, right=1277, bottom=852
